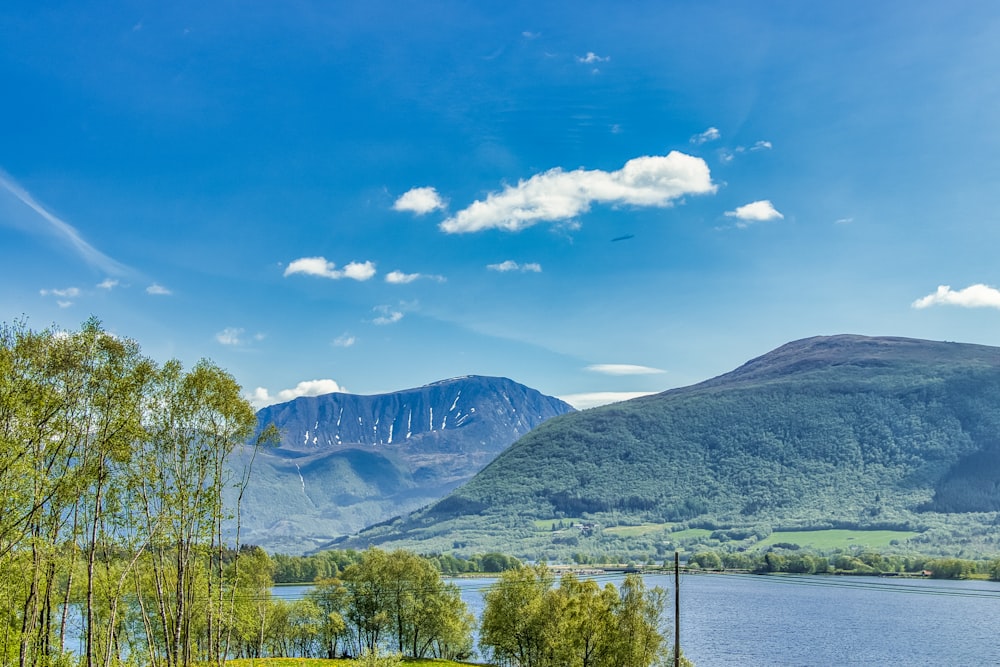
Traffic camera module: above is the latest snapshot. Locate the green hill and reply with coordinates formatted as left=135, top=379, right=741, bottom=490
left=332, top=335, right=1000, bottom=560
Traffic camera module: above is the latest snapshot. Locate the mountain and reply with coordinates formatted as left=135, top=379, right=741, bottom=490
left=230, top=375, right=574, bottom=554
left=339, top=335, right=1000, bottom=559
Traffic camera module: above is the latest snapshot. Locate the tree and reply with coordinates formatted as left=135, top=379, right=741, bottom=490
left=0, top=319, right=268, bottom=667
left=549, top=573, right=617, bottom=667
left=480, top=567, right=677, bottom=667
left=307, top=577, right=350, bottom=658
left=479, top=563, right=553, bottom=667
left=134, top=358, right=260, bottom=667
left=608, top=574, right=667, bottom=667
left=337, top=548, right=473, bottom=659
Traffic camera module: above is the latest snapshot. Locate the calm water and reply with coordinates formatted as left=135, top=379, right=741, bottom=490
left=279, top=572, right=1000, bottom=666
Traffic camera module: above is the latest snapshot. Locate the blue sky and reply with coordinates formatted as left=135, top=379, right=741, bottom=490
left=3, top=1, right=1000, bottom=409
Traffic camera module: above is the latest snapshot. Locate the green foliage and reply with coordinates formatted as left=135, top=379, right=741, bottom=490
left=479, top=564, right=675, bottom=667
left=687, top=552, right=722, bottom=570
left=334, top=548, right=473, bottom=660
left=0, top=319, right=266, bottom=667
left=273, top=549, right=521, bottom=582
left=923, top=558, right=978, bottom=579
left=272, top=549, right=366, bottom=583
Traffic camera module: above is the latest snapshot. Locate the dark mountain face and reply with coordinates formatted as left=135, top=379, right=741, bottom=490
left=343, top=336, right=1000, bottom=557
left=230, top=376, right=573, bottom=554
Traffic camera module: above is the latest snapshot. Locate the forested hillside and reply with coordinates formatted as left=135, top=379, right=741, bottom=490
left=340, top=335, right=1000, bottom=559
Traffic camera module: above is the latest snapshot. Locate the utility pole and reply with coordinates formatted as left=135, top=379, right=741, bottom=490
left=674, top=551, right=680, bottom=667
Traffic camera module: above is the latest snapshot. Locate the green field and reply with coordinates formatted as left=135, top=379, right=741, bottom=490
left=603, top=523, right=671, bottom=537
left=754, top=529, right=920, bottom=551
left=667, top=528, right=714, bottom=541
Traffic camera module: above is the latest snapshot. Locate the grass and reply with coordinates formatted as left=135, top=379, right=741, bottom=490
left=603, top=522, right=671, bottom=537
left=532, top=518, right=582, bottom=531
left=754, top=529, right=921, bottom=551
left=665, top=528, right=713, bottom=541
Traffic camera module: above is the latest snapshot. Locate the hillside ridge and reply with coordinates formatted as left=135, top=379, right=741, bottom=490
left=336, top=335, right=1000, bottom=560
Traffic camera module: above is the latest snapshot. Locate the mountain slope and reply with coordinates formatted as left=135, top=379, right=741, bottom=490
left=232, top=376, right=573, bottom=553
left=341, top=336, right=1000, bottom=558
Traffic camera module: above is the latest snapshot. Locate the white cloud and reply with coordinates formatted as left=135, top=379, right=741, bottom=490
left=912, top=284, right=1000, bottom=310
left=333, top=333, right=356, bottom=348
left=343, top=261, right=377, bottom=281
left=690, top=127, right=721, bottom=145
left=284, top=257, right=377, bottom=281
left=577, top=52, right=610, bottom=63
left=522, top=31, right=540, bottom=39
left=216, top=327, right=244, bottom=345
left=0, top=169, right=129, bottom=275
left=386, top=271, right=419, bottom=284
left=372, top=304, right=404, bottom=325
left=725, top=200, right=784, bottom=226
left=97, top=278, right=119, bottom=290
left=835, top=217, right=855, bottom=225
left=40, top=287, right=80, bottom=298
left=146, top=283, right=172, bottom=295
left=393, top=187, right=446, bottom=215
left=441, top=152, right=715, bottom=234
left=250, top=378, right=348, bottom=409
left=750, top=140, right=773, bottom=151
left=558, top=391, right=657, bottom=410
left=216, top=327, right=263, bottom=346
left=40, top=287, right=80, bottom=308
left=488, top=260, right=542, bottom=273
left=586, top=364, right=666, bottom=376
left=386, top=270, right=446, bottom=284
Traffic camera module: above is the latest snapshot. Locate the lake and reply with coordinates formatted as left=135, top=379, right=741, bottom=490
left=277, top=571, right=1000, bottom=666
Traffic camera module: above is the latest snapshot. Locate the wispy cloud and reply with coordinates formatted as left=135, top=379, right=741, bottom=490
left=488, top=260, right=542, bottom=273
left=912, top=284, right=1000, bottom=310
left=393, top=187, right=446, bottom=215
left=0, top=169, right=129, bottom=275
left=372, top=304, right=404, bottom=325
left=215, top=327, right=265, bottom=346
left=40, top=287, right=80, bottom=308
left=385, top=270, right=446, bottom=284
left=216, top=328, right=244, bottom=345
left=558, top=391, right=657, bottom=410
left=249, top=378, right=348, bottom=409
left=586, top=364, right=666, bottom=376
left=332, top=333, right=356, bottom=348
left=577, top=52, right=610, bottom=64
left=440, top=152, right=715, bottom=233
left=97, top=278, right=119, bottom=290
left=690, top=127, right=721, bottom=145
left=720, top=139, right=772, bottom=163
left=146, top=283, right=172, bottom=295
left=40, top=287, right=80, bottom=298
left=284, top=257, right=376, bottom=281
left=725, top=200, right=783, bottom=227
